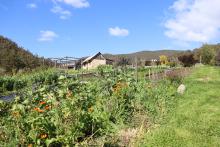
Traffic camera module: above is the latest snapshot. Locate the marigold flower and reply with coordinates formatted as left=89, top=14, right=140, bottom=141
left=34, top=107, right=44, bottom=113
left=45, top=105, right=50, bottom=110
left=28, top=144, right=33, bottom=147
left=38, top=109, right=44, bottom=113
left=40, top=133, right=48, bottom=139
left=34, top=107, right=39, bottom=111
left=40, top=101, right=46, bottom=105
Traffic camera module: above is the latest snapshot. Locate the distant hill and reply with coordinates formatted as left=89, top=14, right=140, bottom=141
left=0, top=35, right=185, bottom=73
left=0, top=35, right=51, bottom=73
left=104, top=50, right=183, bottom=64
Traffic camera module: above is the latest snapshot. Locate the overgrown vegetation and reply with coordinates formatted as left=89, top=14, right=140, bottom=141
left=0, top=67, right=181, bottom=146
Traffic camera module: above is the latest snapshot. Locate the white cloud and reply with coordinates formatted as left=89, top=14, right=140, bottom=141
left=38, top=30, right=58, bottom=42
left=170, top=0, right=191, bottom=12
left=51, top=6, right=72, bottom=19
left=27, top=3, right=37, bottom=9
left=109, top=27, right=129, bottom=37
left=164, top=0, right=220, bottom=43
left=54, top=0, right=89, bottom=8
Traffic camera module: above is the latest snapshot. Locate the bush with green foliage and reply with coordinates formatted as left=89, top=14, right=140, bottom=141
left=194, top=44, right=220, bottom=65
left=116, top=57, right=131, bottom=67
left=200, top=45, right=215, bottom=65
left=168, top=62, right=177, bottom=68
left=215, top=50, right=220, bottom=66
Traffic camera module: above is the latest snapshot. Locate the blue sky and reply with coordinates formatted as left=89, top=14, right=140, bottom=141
left=0, top=0, right=220, bottom=58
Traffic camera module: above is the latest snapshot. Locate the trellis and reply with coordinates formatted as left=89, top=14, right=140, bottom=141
left=49, top=56, right=81, bottom=69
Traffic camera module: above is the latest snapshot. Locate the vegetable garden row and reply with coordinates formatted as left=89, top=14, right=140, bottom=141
left=0, top=66, right=184, bottom=146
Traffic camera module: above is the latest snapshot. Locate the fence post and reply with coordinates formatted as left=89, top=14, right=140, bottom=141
left=164, top=70, right=166, bottom=79
left=135, top=56, right=138, bottom=82
left=152, top=70, right=155, bottom=81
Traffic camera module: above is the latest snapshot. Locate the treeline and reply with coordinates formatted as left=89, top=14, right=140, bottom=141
left=110, top=44, right=220, bottom=67
left=177, top=44, right=220, bottom=67
left=0, top=36, right=52, bottom=74
left=104, top=50, right=181, bottom=65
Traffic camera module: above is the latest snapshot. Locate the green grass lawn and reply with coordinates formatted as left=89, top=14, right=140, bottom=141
left=139, top=66, right=220, bottom=147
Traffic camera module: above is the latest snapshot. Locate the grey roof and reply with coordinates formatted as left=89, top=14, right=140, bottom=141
left=82, top=52, right=102, bottom=64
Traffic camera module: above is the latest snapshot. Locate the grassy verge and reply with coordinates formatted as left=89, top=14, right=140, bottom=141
left=139, top=66, right=220, bottom=147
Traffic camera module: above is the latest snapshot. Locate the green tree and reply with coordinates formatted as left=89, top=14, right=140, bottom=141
left=116, top=57, right=131, bottom=67
left=0, top=35, right=52, bottom=74
left=200, top=44, right=215, bottom=65
left=216, top=50, right=220, bottom=66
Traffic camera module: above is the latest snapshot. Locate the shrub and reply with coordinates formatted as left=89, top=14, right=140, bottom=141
left=0, top=100, right=11, bottom=116
left=166, top=70, right=183, bottom=84
left=178, top=51, right=197, bottom=67
left=159, top=55, right=169, bottom=65
left=5, top=78, right=15, bottom=91
left=45, top=72, right=59, bottom=85
left=200, top=45, right=215, bottom=65
left=116, top=57, right=131, bottom=67
left=168, top=62, right=177, bottom=68
left=97, top=65, right=113, bottom=76
left=216, top=50, right=220, bottom=66
left=0, top=77, right=5, bottom=93
left=14, top=79, right=28, bottom=90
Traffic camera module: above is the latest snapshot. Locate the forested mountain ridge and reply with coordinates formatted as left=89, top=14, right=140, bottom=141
left=104, top=44, right=220, bottom=66
left=0, top=35, right=50, bottom=73
left=104, top=50, right=182, bottom=64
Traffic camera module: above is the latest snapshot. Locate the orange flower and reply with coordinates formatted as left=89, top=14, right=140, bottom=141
left=40, top=101, right=46, bottom=105
left=45, top=105, right=50, bottom=110
left=38, top=109, right=44, bottom=113
left=34, top=107, right=39, bottom=111
left=40, top=133, right=48, bottom=139
left=34, top=107, right=45, bottom=113
left=28, top=144, right=33, bottom=147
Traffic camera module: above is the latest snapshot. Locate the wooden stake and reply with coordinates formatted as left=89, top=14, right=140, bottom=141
left=135, top=56, right=138, bottom=82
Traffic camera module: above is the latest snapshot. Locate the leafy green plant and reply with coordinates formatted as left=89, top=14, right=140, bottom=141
left=0, top=67, right=178, bottom=146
